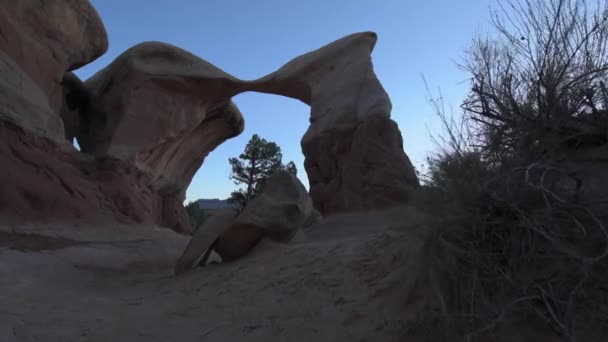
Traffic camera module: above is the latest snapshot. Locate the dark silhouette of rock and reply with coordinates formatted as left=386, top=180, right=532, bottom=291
left=60, top=72, right=90, bottom=143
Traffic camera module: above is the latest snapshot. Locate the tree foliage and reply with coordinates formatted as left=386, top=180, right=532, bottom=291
left=185, top=200, right=207, bottom=232
left=283, top=161, right=298, bottom=176
left=228, top=134, right=297, bottom=209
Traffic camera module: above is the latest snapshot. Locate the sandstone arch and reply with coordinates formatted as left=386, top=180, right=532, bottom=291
left=0, top=0, right=417, bottom=231
left=80, top=32, right=419, bottom=216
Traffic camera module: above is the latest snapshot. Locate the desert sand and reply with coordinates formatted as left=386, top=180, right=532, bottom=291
left=0, top=206, right=427, bottom=342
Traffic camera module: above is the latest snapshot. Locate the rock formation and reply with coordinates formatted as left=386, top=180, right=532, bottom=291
left=0, top=119, right=191, bottom=232
left=0, top=0, right=107, bottom=143
left=215, top=170, right=314, bottom=260
left=175, top=171, right=315, bottom=271
left=0, top=1, right=193, bottom=233
left=80, top=32, right=419, bottom=218
left=81, top=42, right=244, bottom=196
left=246, top=32, right=420, bottom=214
left=0, top=0, right=418, bottom=234
left=174, top=208, right=237, bottom=275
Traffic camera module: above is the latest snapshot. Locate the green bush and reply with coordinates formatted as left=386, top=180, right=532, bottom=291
left=185, top=201, right=207, bottom=232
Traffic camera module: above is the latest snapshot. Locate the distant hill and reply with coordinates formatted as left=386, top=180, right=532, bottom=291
left=196, top=198, right=233, bottom=210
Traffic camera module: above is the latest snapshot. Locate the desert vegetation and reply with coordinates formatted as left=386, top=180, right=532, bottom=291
left=228, top=134, right=297, bottom=209
left=184, top=201, right=207, bottom=232
left=418, top=0, right=608, bottom=340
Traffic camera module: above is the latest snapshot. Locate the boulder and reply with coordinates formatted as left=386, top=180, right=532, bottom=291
left=0, top=0, right=107, bottom=143
left=215, top=171, right=314, bottom=260
left=81, top=42, right=244, bottom=198
left=174, top=208, right=237, bottom=275
left=213, top=224, right=265, bottom=261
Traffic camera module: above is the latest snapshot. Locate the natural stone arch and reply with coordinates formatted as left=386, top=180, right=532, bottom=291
left=80, top=32, right=419, bottom=216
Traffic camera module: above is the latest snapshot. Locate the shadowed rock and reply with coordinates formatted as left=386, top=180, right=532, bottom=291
left=215, top=171, right=314, bottom=260
left=174, top=208, right=237, bottom=275
left=60, top=72, right=91, bottom=143
left=175, top=171, right=315, bottom=268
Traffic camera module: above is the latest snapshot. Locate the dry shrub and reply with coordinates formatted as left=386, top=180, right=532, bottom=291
left=421, top=159, right=608, bottom=341
left=418, top=1, right=608, bottom=340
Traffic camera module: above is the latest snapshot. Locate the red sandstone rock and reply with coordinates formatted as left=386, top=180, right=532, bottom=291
left=0, top=121, right=190, bottom=233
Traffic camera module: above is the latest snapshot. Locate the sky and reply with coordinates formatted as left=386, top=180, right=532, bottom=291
left=74, top=0, right=495, bottom=202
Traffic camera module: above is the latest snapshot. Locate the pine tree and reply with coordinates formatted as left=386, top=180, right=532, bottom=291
left=228, top=134, right=297, bottom=208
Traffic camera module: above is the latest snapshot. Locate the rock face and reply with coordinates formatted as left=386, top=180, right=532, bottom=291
left=215, top=171, right=314, bottom=260
left=0, top=0, right=107, bottom=143
left=0, top=120, right=190, bottom=233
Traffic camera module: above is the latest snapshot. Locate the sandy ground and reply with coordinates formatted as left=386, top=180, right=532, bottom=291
left=0, top=207, right=428, bottom=342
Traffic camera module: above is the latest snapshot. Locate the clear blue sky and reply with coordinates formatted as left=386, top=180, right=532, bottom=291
left=74, top=0, right=495, bottom=202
